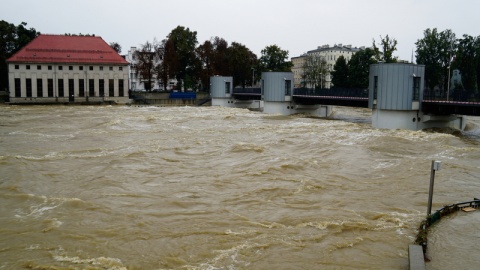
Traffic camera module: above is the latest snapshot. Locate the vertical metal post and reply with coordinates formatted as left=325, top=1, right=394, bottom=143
left=427, top=160, right=441, bottom=216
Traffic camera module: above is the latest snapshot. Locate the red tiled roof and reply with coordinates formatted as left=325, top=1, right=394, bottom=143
left=7, top=34, right=128, bottom=65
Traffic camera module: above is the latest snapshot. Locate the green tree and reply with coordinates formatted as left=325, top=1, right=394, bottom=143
left=0, top=21, right=39, bottom=91
left=109, top=42, right=122, bottom=54
left=134, top=41, right=158, bottom=91
left=453, top=35, right=479, bottom=96
left=373, top=35, right=398, bottom=63
left=348, top=48, right=377, bottom=89
left=211, top=37, right=229, bottom=76
left=196, top=39, right=214, bottom=91
left=166, top=26, right=198, bottom=90
left=302, top=54, right=328, bottom=88
left=259, top=45, right=293, bottom=72
left=331, top=55, right=349, bottom=88
left=227, top=42, right=257, bottom=87
left=416, top=28, right=457, bottom=93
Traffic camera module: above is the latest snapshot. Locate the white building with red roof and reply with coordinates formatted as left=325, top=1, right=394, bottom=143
left=7, top=34, right=130, bottom=104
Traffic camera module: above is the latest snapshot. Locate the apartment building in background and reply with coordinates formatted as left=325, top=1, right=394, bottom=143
left=292, top=44, right=364, bottom=88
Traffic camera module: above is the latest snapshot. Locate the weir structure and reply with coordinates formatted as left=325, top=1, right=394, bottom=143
left=210, top=63, right=471, bottom=131
left=368, top=63, right=466, bottom=130
left=210, top=76, right=262, bottom=110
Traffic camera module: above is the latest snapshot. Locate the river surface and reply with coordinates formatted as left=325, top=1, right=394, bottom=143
left=0, top=105, right=479, bottom=269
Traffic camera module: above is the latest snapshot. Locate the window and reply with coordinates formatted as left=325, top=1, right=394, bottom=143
left=68, top=79, right=74, bottom=98
left=14, top=78, right=21, bottom=97
left=15, top=65, right=19, bottom=69
left=225, top=81, right=230, bottom=94
left=58, top=79, right=64, bottom=97
left=37, top=65, right=41, bottom=70
left=119, top=79, right=124, bottom=96
left=285, top=80, right=291, bottom=95
left=58, top=66, right=63, bottom=70
left=119, top=67, right=123, bottom=71
left=48, top=65, right=52, bottom=70
left=413, top=76, right=420, bottom=101
left=26, top=65, right=30, bottom=70
left=79, top=66, right=84, bottom=71
left=373, top=76, right=378, bottom=100
left=48, top=79, right=53, bottom=97
left=99, top=79, right=105, bottom=96
left=109, top=67, right=113, bottom=71
left=69, top=66, right=73, bottom=70
left=26, top=79, right=32, bottom=97
left=89, top=79, right=95, bottom=96
left=37, top=79, right=43, bottom=97
left=109, top=79, right=114, bottom=96
left=79, top=79, right=85, bottom=97
left=89, top=66, right=93, bottom=71
left=100, top=66, right=104, bottom=71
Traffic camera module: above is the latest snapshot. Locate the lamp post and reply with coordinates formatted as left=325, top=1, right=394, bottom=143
left=447, top=65, right=451, bottom=101
left=251, top=67, right=255, bottom=87
left=427, top=160, right=441, bottom=216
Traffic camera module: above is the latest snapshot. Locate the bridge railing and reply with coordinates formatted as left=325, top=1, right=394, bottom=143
left=423, top=89, right=480, bottom=102
left=233, top=87, right=262, bottom=94
left=415, top=198, right=480, bottom=256
left=293, top=88, right=368, bottom=98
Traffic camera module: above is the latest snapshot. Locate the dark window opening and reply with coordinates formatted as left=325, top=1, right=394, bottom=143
left=69, top=66, right=73, bottom=71
left=89, top=79, right=95, bottom=96
left=26, top=79, right=32, bottom=97
left=37, top=79, right=43, bottom=97
left=68, top=79, right=74, bottom=98
left=14, top=78, right=21, bottom=97
left=413, top=76, right=420, bottom=101
left=79, top=79, right=85, bottom=97
left=58, top=79, right=64, bottom=97
left=37, top=65, right=41, bottom=70
left=373, top=76, right=378, bottom=100
left=119, top=79, right=124, bottom=96
left=109, top=79, right=114, bottom=96
left=285, top=80, right=291, bottom=95
left=58, top=66, right=63, bottom=70
left=48, top=66, right=52, bottom=70
left=99, top=79, right=105, bottom=96
left=48, top=79, right=54, bottom=97
left=225, top=82, right=230, bottom=94
left=15, top=65, right=19, bottom=69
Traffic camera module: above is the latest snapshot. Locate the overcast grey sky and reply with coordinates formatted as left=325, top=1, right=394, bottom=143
left=2, top=0, right=478, bottom=61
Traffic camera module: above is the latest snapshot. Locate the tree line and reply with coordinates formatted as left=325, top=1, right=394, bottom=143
left=329, top=30, right=480, bottom=100
left=133, top=26, right=293, bottom=91
left=0, top=21, right=39, bottom=92
left=0, top=20, right=293, bottom=92
left=2, top=19, right=479, bottom=99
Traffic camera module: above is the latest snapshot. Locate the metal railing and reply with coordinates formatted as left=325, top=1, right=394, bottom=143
left=415, top=198, right=480, bottom=256
left=293, top=87, right=368, bottom=98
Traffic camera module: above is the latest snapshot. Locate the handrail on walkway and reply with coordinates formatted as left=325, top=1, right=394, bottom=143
left=415, top=198, right=480, bottom=255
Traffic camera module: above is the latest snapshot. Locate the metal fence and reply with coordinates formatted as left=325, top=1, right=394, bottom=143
left=293, top=88, right=368, bottom=98
left=423, top=89, right=480, bottom=102
left=415, top=198, right=480, bottom=256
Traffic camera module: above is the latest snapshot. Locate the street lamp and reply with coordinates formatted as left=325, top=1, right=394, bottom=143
left=251, top=67, right=255, bottom=87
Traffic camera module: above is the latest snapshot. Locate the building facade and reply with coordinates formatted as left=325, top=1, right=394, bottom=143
left=291, top=44, right=364, bottom=88
left=7, top=35, right=130, bottom=104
